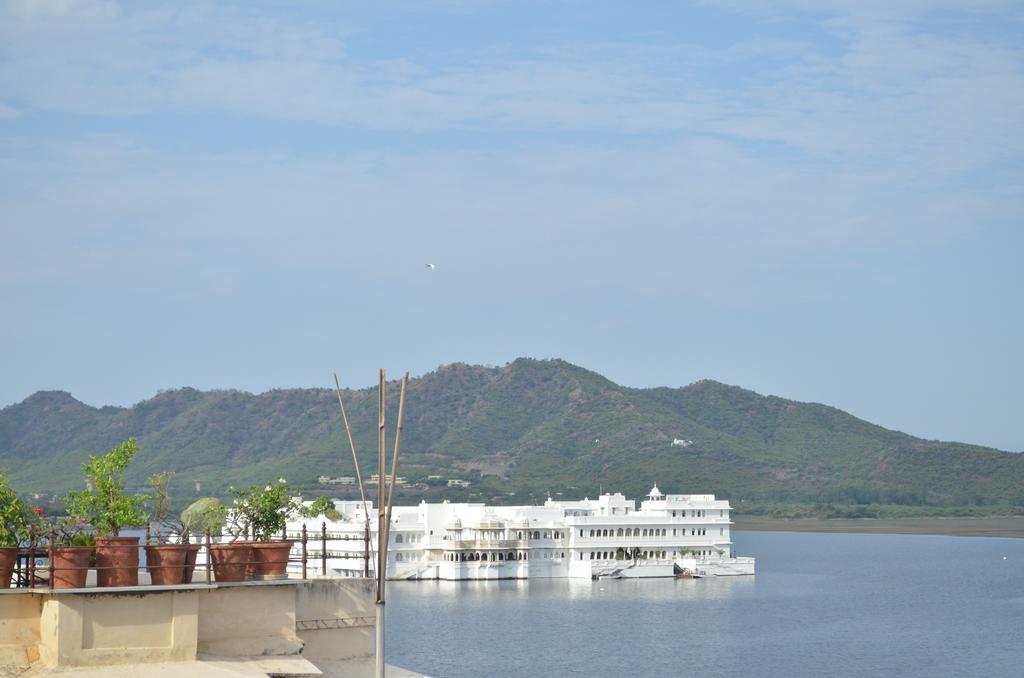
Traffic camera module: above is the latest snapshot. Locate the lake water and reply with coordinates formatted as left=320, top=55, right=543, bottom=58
left=385, top=531, right=1024, bottom=677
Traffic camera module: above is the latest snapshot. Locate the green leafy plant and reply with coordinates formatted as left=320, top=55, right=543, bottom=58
left=64, top=438, right=149, bottom=537
left=180, top=497, right=227, bottom=540
left=0, top=469, right=36, bottom=546
left=50, top=516, right=96, bottom=548
left=306, top=496, right=341, bottom=521
left=148, top=471, right=174, bottom=526
left=147, top=470, right=188, bottom=543
left=229, top=479, right=322, bottom=542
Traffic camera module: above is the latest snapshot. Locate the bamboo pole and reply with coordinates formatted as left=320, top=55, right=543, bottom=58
left=376, top=368, right=387, bottom=600
left=385, top=372, right=409, bottom=513
left=381, top=373, right=409, bottom=559
left=332, top=373, right=377, bottom=578
left=375, top=368, right=386, bottom=678
left=333, top=373, right=370, bottom=513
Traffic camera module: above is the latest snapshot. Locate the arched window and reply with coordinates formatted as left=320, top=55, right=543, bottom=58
left=643, top=529, right=648, bottom=537
left=396, top=534, right=403, bottom=543
left=617, top=528, right=623, bottom=536
left=508, top=552, right=515, bottom=561
left=481, top=553, right=488, bottom=561
left=589, top=529, right=595, bottom=537
left=533, top=531, right=540, bottom=540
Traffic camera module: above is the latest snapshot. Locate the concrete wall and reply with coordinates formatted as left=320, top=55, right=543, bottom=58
left=197, top=584, right=299, bottom=657
left=0, top=593, right=41, bottom=666
left=38, top=589, right=197, bottom=667
left=294, top=577, right=376, bottom=663
left=0, top=577, right=376, bottom=671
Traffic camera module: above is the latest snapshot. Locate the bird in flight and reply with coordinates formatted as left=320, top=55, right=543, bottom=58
left=425, top=263, right=436, bottom=270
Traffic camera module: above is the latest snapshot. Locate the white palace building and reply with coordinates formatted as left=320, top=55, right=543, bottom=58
left=287, top=485, right=755, bottom=580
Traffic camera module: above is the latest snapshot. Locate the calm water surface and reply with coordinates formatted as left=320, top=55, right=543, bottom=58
left=386, top=531, right=1024, bottom=677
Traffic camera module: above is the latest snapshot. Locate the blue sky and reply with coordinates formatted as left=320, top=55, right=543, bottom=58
left=0, top=0, right=1021, bottom=450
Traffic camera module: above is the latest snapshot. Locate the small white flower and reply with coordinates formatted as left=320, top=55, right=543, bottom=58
left=278, top=478, right=286, bottom=484
left=265, top=485, right=272, bottom=491
left=232, top=499, right=239, bottom=505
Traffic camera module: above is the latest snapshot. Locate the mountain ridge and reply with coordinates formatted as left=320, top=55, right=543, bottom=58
left=1, top=358, right=1021, bottom=515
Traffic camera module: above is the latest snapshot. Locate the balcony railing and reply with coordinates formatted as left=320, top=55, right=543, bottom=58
left=5, top=522, right=371, bottom=590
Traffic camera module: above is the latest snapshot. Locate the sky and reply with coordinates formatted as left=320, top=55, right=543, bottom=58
left=0, top=0, right=1021, bottom=451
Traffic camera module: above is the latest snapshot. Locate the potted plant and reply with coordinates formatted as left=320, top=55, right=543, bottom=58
left=64, top=438, right=149, bottom=587
left=229, top=479, right=321, bottom=578
left=143, top=471, right=196, bottom=585
left=204, top=494, right=253, bottom=582
left=0, top=470, right=34, bottom=588
left=48, top=517, right=95, bottom=589
left=179, top=497, right=227, bottom=582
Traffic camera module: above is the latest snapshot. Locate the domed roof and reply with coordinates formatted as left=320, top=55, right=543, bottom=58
left=648, top=484, right=664, bottom=498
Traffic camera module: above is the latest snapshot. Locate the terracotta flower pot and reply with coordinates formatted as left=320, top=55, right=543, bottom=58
left=182, top=544, right=201, bottom=584
left=0, top=547, right=17, bottom=589
left=51, top=546, right=92, bottom=589
left=145, top=544, right=190, bottom=585
left=209, top=542, right=252, bottom=582
left=250, top=540, right=294, bottom=577
left=95, top=536, right=140, bottom=587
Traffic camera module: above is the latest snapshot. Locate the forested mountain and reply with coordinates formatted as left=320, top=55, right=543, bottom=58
left=2, top=359, right=1021, bottom=516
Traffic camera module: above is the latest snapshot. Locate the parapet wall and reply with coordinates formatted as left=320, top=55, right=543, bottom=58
left=0, top=577, right=376, bottom=671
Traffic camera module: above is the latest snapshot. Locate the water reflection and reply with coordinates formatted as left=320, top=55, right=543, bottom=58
left=387, top=531, right=1024, bottom=678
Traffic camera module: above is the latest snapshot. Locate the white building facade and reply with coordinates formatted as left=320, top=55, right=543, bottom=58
left=288, top=485, right=755, bottom=580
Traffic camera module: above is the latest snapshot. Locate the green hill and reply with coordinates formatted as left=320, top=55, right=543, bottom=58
left=1, top=359, right=1021, bottom=517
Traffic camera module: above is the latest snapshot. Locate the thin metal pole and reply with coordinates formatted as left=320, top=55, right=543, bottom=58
left=301, top=524, right=308, bottom=580
left=364, top=522, right=370, bottom=578
left=321, top=521, right=327, bottom=576
left=375, top=603, right=385, bottom=678
left=47, top=527, right=54, bottom=589
left=205, top=529, right=212, bottom=584
left=28, top=526, right=36, bottom=589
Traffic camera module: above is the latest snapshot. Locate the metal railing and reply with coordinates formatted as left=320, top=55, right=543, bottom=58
left=6, top=522, right=371, bottom=590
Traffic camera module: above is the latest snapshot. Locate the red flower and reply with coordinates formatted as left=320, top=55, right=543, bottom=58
left=33, top=506, right=45, bottom=515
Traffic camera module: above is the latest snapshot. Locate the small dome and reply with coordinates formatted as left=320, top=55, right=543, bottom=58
left=648, top=484, right=663, bottom=498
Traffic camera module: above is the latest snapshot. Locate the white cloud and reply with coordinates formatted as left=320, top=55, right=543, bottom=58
left=6, top=0, right=119, bottom=19
left=0, top=1, right=1020, bottom=292
left=0, top=0, right=1018, bottom=186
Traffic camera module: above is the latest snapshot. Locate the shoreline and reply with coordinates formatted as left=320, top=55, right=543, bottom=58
left=732, top=515, right=1024, bottom=539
